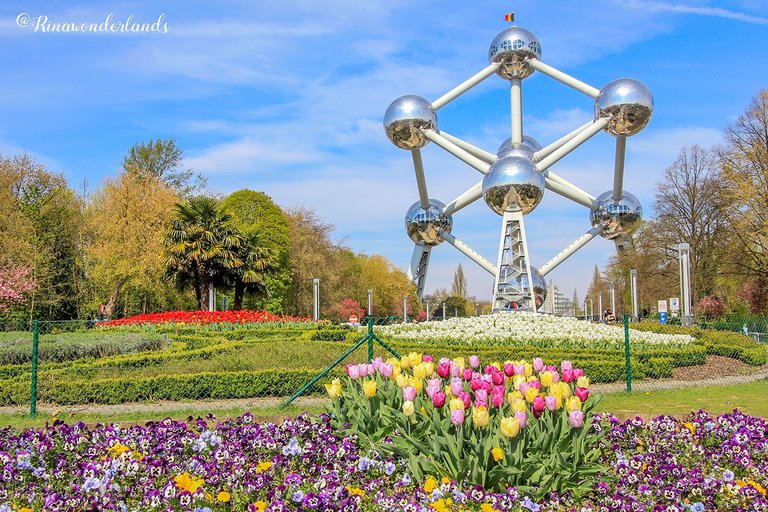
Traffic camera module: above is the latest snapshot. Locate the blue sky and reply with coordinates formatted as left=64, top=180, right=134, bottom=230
left=1, top=1, right=767, bottom=302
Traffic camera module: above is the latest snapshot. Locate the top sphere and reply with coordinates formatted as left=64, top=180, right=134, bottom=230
left=482, top=156, right=545, bottom=215
left=497, top=135, right=542, bottom=160
left=404, top=199, right=452, bottom=246
left=594, top=79, right=654, bottom=136
left=488, top=27, right=541, bottom=80
left=384, top=95, right=437, bottom=150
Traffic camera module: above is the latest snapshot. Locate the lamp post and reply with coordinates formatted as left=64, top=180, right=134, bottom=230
left=630, top=269, right=638, bottom=321
left=403, top=295, right=408, bottom=323
left=610, top=283, right=616, bottom=317
left=367, top=288, right=373, bottom=316
left=426, top=300, right=430, bottom=321
left=312, top=278, right=320, bottom=321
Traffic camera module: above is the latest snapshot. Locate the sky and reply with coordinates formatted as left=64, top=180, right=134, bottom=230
left=1, top=1, right=767, bottom=303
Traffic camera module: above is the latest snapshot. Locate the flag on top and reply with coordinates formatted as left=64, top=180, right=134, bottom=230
left=504, top=13, right=515, bottom=22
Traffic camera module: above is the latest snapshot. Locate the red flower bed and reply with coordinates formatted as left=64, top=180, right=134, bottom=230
left=98, top=310, right=313, bottom=326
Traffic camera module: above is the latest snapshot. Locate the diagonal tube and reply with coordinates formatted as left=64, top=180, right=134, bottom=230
left=441, top=231, right=497, bottom=275
left=535, top=118, right=609, bottom=174
left=528, top=59, right=601, bottom=98
left=423, top=129, right=491, bottom=174
left=431, top=62, right=501, bottom=110
left=411, top=149, right=430, bottom=209
left=439, top=131, right=497, bottom=163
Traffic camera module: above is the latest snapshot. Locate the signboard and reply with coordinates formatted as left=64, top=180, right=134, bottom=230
left=659, top=312, right=668, bottom=324
left=658, top=300, right=668, bottom=313
left=348, top=315, right=359, bottom=324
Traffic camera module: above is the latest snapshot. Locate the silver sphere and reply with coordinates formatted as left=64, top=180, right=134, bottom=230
left=519, top=266, right=547, bottom=309
left=482, top=156, right=545, bottom=215
left=404, top=199, right=452, bottom=246
left=590, top=190, right=643, bottom=240
left=488, top=27, right=541, bottom=80
left=384, top=95, right=437, bottom=150
left=594, top=79, right=654, bottom=136
left=497, top=135, right=542, bottom=160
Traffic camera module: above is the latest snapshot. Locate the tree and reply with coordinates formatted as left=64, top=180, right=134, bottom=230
left=737, top=277, right=768, bottom=315
left=229, top=231, right=277, bottom=311
left=163, top=197, right=244, bottom=310
left=0, top=263, right=36, bottom=313
left=123, top=138, right=205, bottom=196
left=87, top=169, right=184, bottom=317
left=451, top=264, right=468, bottom=299
left=330, top=298, right=365, bottom=322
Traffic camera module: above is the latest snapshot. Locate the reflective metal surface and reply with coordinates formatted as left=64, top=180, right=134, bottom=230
left=519, top=266, right=548, bottom=307
left=590, top=190, right=643, bottom=239
left=404, top=199, right=452, bottom=246
left=488, top=27, right=541, bottom=80
left=594, top=79, right=653, bottom=136
left=497, top=135, right=542, bottom=160
left=384, top=95, right=437, bottom=150
left=482, top=156, right=545, bottom=215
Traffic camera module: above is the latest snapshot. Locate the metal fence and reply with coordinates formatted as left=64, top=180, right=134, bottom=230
left=0, top=313, right=765, bottom=424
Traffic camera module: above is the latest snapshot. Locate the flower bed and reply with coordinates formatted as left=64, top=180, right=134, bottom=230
left=98, top=310, right=313, bottom=327
left=0, top=410, right=765, bottom=510
left=377, top=313, right=694, bottom=348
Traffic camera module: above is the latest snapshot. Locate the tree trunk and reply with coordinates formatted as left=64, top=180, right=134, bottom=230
left=105, top=278, right=126, bottom=318
left=197, top=265, right=209, bottom=310
left=233, top=280, right=245, bottom=310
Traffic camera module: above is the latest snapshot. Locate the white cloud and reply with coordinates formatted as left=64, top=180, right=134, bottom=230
left=626, top=1, right=768, bottom=25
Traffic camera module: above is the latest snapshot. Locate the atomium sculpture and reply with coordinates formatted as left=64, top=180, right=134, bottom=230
left=384, top=23, right=653, bottom=312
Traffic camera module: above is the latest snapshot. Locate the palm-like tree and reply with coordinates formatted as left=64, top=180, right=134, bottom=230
left=230, top=231, right=277, bottom=310
left=163, top=197, right=243, bottom=310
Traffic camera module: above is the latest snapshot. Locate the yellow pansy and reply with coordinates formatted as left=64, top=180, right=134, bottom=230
left=174, top=472, right=205, bottom=493
left=491, top=447, right=504, bottom=462
left=217, top=491, right=231, bottom=503
left=424, top=476, right=438, bottom=493
left=481, top=504, right=499, bottom=512
left=256, top=461, right=273, bottom=473
left=345, top=485, right=366, bottom=497
left=252, top=501, right=267, bottom=512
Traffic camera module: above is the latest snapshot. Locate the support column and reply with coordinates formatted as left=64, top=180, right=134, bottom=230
left=492, top=210, right=536, bottom=311
left=407, top=244, right=432, bottom=300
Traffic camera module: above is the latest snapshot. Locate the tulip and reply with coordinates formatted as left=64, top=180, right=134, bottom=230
left=529, top=380, right=541, bottom=391
left=575, top=387, right=590, bottom=402
left=561, top=360, right=573, bottom=372
left=573, top=368, right=584, bottom=379
left=379, top=363, right=393, bottom=378
left=565, top=396, right=582, bottom=413
left=362, top=379, right=376, bottom=398
left=395, top=374, right=407, bottom=388
left=458, top=391, right=472, bottom=410
left=423, top=355, right=433, bottom=363
left=519, top=381, right=530, bottom=396
left=515, top=410, right=527, bottom=429
left=400, top=355, right=411, bottom=370
left=545, top=365, right=558, bottom=372
left=450, top=377, right=463, bottom=397
left=436, top=362, right=451, bottom=379
left=413, top=363, right=428, bottom=380
left=426, top=378, right=442, bottom=399
left=470, top=378, right=483, bottom=392
left=469, top=355, right=480, bottom=368
left=474, top=388, right=488, bottom=407
left=540, top=371, right=554, bottom=388
left=432, top=391, right=446, bottom=408
left=491, top=387, right=505, bottom=408
left=532, top=396, right=546, bottom=416
left=324, top=378, right=341, bottom=398
left=452, top=357, right=465, bottom=370
left=500, top=417, right=521, bottom=438
left=562, top=369, right=575, bottom=383
left=510, top=397, right=527, bottom=413
left=544, top=395, right=558, bottom=411
left=449, top=397, right=464, bottom=411
left=513, top=375, right=526, bottom=389
left=403, top=400, right=415, bottom=417
left=491, top=371, right=504, bottom=386
left=524, top=363, right=533, bottom=377
left=532, top=357, right=544, bottom=372
left=503, top=363, right=515, bottom=377
left=568, top=409, right=584, bottom=428
left=408, top=352, right=422, bottom=367
left=346, top=364, right=360, bottom=380
left=424, top=361, right=435, bottom=377
left=513, top=364, right=525, bottom=376
left=576, top=376, right=590, bottom=388
left=449, top=362, right=461, bottom=377
left=366, top=364, right=375, bottom=376
left=450, top=408, right=465, bottom=426
left=403, top=386, right=416, bottom=402
left=409, top=376, right=423, bottom=393
left=462, top=368, right=473, bottom=381
left=525, top=386, right=538, bottom=403
left=472, top=406, right=489, bottom=428
left=371, top=357, right=383, bottom=371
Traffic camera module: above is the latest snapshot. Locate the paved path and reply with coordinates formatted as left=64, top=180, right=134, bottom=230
left=592, top=368, right=768, bottom=394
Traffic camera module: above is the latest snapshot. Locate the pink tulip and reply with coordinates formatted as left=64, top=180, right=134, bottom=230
left=573, top=368, right=584, bottom=379
left=470, top=378, right=483, bottom=392
left=437, top=362, right=451, bottom=379
left=533, top=358, right=544, bottom=372
left=483, top=380, right=493, bottom=393
left=545, top=365, right=557, bottom=372
left=529, top=380, right=541, bottom=391
left=366, top=364, right=375, bottom=376
left=423, top=355, right=433, bottom=363
left=562, top=369, right=574, bottom=383
left=379, top=363, right=393, bottom=378
left=474, top=388, right=488, bottom=407
left=469, top=355, right=480, bottom=368
left=463, top=368, right=473, bottom=381
left=519, top=382, right=530, bottom=395
left=561, top=360, right=573, bottom=372
left=432, top=391, right=447, bottom=408
left=403, top=386, right=416, bottom=401
left=346, top=364, right=360, bottom=380
left=450, top=409, right=465, bottom=426
left=514, top=364, right=525, bottom=375
left=533, top=396, right=546, bottom=418
left=491, top=387, right=505, bottom=408
left=568, top=409, right=584, bottom=428
left=575, top=387, right=590, bottom=402
left=450, top=377, right=463, bottom=397
left=371, top=357, right=383, bottom=370
left=491, top=371, right=504, bottom=386
left=515, top=410, right=527, bottom=429
left=552, top=371, right=560, bottom=383
left=458, top=391, right=472, bottom=410
left=544, top=395, right=557, bottom=411
left=450, top=362, right=461, bottom=377
left=503, top=363, right=515, bottom=377
left=426, top=378, right=442, bottom=399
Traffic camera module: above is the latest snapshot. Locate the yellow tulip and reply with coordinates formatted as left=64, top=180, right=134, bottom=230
left=499, top=417, right=521, bottom=438
left=391, top=365, right=401, bottom=380
left=511, top=398, right=527, bottom=413
left=400, top=355, right=411, bottom=370
left=424, top=361, right=435, bottom=376
left=524, top=363, right=533, bottom=377
left=540, top=371, right=554, bottom=388
left=450, top=397, right=464, bottom=411
left=472, top=406, right=489, bottom=428
left=408, top=352, right=422, bottom=367
left=413, top=363, right=427, bottom=380
left=565, top=396, right=582, bottom=413
left=410, top=376, right=423, bottom=393
left=490, top=361, right=501, bottom=371
left=362, top=379, right=377, bottom=398
left=512, top=375, right=526, bottom=388
left=507, top=390, right=523, bottom=403
left=396, top=374, right=408, bottom=388
left=324, top=378, right=341, bottom=398
left=445, top=385, right=453, bottom=397
left=403, top=400, right=415, bottom=416
left=525, top=386, right=539, bottom=403
left=453, top=357, right=465, bottom=370
left=491, top=447, right=504, bottom=461
left=576, top=376, right=590, bottom=388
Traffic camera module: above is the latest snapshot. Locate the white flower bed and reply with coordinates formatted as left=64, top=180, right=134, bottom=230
left=376, top=312, right=694, bottom=348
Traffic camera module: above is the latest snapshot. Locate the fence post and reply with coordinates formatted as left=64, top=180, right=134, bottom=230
left=30, top=320, right=39, bottom=417
left=623, top=313, right=632, bottom=393
left=367, top=317, right=374, bottom=363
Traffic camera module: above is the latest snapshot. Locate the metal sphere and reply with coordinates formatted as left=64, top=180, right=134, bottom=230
left=404, top=199, right=452, bottom=246
left=488, top=27, right=541, bottom=80
left=482, top=156, right=545, bottom=215
left=496, top=135, right=542, bottom=160
left=384, top=95, right=437, bottom=150
left=590, top=190, right=643, bottom=240
left=594, top=79, right=654, bottom=136
left=519, top=266, right=548, bottom=308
